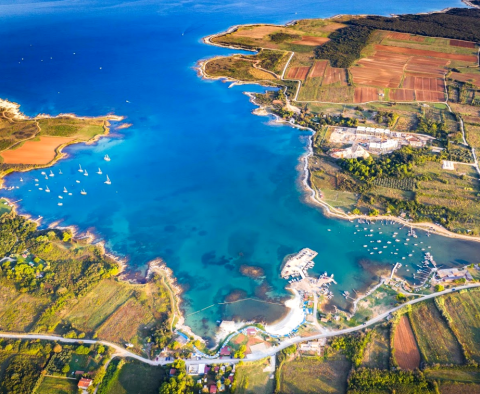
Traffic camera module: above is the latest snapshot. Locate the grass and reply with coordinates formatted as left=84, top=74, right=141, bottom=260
left=205, top=56, right=278, bottom=82
left=68, top=353, right=99, bottom=374
left=0, top=199, right=11, bottom=215
left=234, top=358, right=274, bottom=394
left=36, top=376, right=78, bottom=394
left=37, top=117, right=106, bottom=140
left=438, top=289, right=480, bottom=363
left=278, top=353, right=351, bottom=394
left=409, top=300, right=464, bottom=365
left=361, top=326, right=390, bottom=369
left=0, top=292, right=48, bottom=331
left=439, top=383, right=480, bottom=394
left=103, top=359, right=165, bottom=394
left=425, top=369, right=480, bottom=384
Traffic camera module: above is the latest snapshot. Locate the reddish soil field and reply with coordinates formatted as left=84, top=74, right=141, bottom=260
left=390, top=89, right=415, bottom=101
left=351, top=50, right=409, bottom=88
left=323, top=65, right=348, bottom=85
left=450, top=39, right=476, bottom=48
left=450, top=72, right=480, bottom=87
left=292, top=36, right=330, bottom=46
left=354, top=87, right=379, bottom=103
left=403, top=75, right=445, bottom=92
left=393, top=315, right=421, bottom=370
left=405, top=56, right=449, bottom=76
left=388, top=32, right=425, bottom=42
left=1, top=136, right=74, bottom=164
left=286, top=66, right=310, bottom=80
left=309, top=60, right=328, bottom=78
left=415, top=90, right=445, bottom=102
left=375, top=44, right=477, bottom=63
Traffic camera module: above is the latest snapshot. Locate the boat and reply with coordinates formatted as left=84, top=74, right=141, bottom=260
left=34, top=179, right=39, bottom=182
left=76, top=180, right=80, bottom=183
left=20, top=178, right=23, bottom=182
left=45, top=186, right=50, bottom=193
left=59, top=169, right=62, bottom=175
left=63, top=187, right=68, bottom=193
left=68, top=193, right=72, bottom=196
left=97, top=168, right=102, bottom=175
left=58, top=196, right=63, bottom=199
left=58, top=203, right=63, bottom=206
left=49, top=170, right=54, bottom=177
left=41, top=171, right=46, bottom=175
left=104, top=154, right=111, bottom=162
left=45, top=176, right=48, bottom=180
left=84, top=170, right=88, bottom=176
left=38, top=188, right=43, bottom=190
left=105, top=175, right=111, bottom=185
left=80, top=189, right=87, bottom=195
left=78, top=164, right=83, bottom=172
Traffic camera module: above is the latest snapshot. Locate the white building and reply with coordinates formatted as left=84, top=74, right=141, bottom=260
left=329, top=144, right=370, bottom=160
left=368, top=139, right=398, bottom=152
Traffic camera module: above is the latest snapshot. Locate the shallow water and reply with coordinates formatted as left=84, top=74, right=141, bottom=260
left=0, top=0, right=478, bottom=340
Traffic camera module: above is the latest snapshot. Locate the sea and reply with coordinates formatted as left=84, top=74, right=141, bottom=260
left=0, top=0, right=478, bottom=342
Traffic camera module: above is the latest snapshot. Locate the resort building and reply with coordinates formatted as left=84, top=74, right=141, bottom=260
left=435, top=268, right=473, bottom=283
left=368, top=139, right=398, bottom=153
left=188, top=364, right=206, bottom=375
left=329, top=143, right=370, bottom=159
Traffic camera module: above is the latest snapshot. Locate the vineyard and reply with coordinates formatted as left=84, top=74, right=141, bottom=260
left=373, top=177, right=416, bottom=191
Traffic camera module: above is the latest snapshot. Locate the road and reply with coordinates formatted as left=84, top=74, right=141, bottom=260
left=1, top=283, right=479, bottom=367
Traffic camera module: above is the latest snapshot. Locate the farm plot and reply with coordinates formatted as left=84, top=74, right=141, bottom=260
left=0, top=293, right=48, bottom=331
left=310, top=60, right=328, bottom=78
left=37, top=376, right=77, bottom=394
left=354, top=87, right=381, bottom=103
left=449, top=72, right=480, bottom=87
left=440, top=289, right=480, bottom=363
left=234, top=358, right=274, bottom=394
left=292, top=36, right=329, bottom=46
left=372, top=177, right=415, bottom=191
left=375, top=44, right=478, bottom=63
left=415, top=90, right=445, bottom=102
left=450, top=39, right=476, bottom=48
left=403, top=75, right=445, bottom=92
left=409, top=300, right=463, bottom=365
left=386, top=32, right=425, bottom=42
left=440, top=383, right=480, bottom=394
left=361, top=326, right=390, bottom=370
left=393, top=315, right=421, bottom=370
left=406, top=57, right=450, bottom=76
left=390, top=89, right=415, bottom=101
left=286, top=66, right=310, bottom=81
left=323, top=65, right=348, bottom=85
left=278, top=353, right=351, bottom=394
left=351, top=50, right=409, bottom=88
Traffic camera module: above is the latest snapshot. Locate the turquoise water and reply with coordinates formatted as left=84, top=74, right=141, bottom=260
left=1, top=0, right=479, bottom=341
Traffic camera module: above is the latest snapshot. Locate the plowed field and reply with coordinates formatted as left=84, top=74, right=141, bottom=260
left=390, top=89, right=415, bottom=101
left=415, top=90, right=445, bottom=102
left=387, top=32, right=425, bottom=42
left=403, top=75, right=445, bottom=92
left=292, top=36, right=329, bottom=46
left=406, top=56, right=449, bottom=76
left=450, top=39, right=476, bottom=48
left=375, top=44, right=478, bottom=63
left=354, top=87, right=379, bottom=103
left=323, top=65, right=347, bottom=85
left=450, top=72, right=480, bottom=87
left=310, top=60, right=328, bottom=78
left=393, top=315, right=421, bottom=370
left=286, top=66, right=310, bottom=80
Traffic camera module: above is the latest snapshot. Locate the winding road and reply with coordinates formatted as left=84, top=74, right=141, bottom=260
left=2, top=283, right=478, bottom=367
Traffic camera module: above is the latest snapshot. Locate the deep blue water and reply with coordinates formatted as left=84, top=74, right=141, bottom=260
left=1, top=0, right=479, bottom=339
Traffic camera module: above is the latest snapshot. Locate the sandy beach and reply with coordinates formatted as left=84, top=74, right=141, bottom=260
left=264, top=289, right=305, bottom=336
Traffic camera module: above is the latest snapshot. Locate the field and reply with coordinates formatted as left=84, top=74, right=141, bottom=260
left=439, top=289, right=480, bottom=363
left=450, top=71, right=480, bottom=87
left=292, top=36, right=329, bottom=46
left=0, top=136, right=75, bottom=164
left=354, top=87, right=381, bottom=103
left=234, top=358, right=274, bottom=394
left=0, top=291, right=48, bottom=331
left=36, top=376, right=77, bottom=394
left=393, top=315, right=421, bottom=370
left=310, top=60, right=328, bottom=78
left=409, top=300, right=463, bottom=365
left=278, top=353, right=351, bottom=394
left=205, top=56, right=277, bottom=81
left=286, top=66, right=310, bottom=81
left=103, top=360, right=165, bottom=394
left=426, top=369, right=480, bottom=384
left=361, top=326, right=390, bottom=369
left=439, top=383, right=480, bottom=394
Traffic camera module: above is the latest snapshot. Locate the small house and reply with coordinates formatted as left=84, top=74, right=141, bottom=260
left=169, top=368, right=177, bottom=376
left=78, top=378, right=93, bottom=390
left=209, top=384, right=217, bottom=393
left=246, top=327, right=257, bottom=336
left=219, top=346, right=231, bottom=356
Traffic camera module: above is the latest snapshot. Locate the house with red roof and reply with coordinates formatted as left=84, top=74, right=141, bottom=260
left=246, top=327, right=257, bottom=336
left=209, top=384, right=217, bottom=393
left=219, top=346, right=231, bottom=356
left=78, top=378, right=92, bottom=390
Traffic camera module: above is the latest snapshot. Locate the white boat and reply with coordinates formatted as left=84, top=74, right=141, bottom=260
left=97, top=168, right=102, bottom=175
left=105, top=175, right=111, bottom=185
left=45, top=186, right=50, bottom=193
left=58, top=196, right=63, bottom=199
left=78, top=164, right=83, bottom=172
left=84, top=170, right=88, bottom=176
left=34, top=179, right=39, bottom=182
left=76, top=180, right=80, bottom=183
left=68, top=193, right=72, bottom=196
left=35, top=184, right=39, bottom=186
left=45, top=176, right=48, bottom=180
left=20, top=178, right=23, bottom=182
left=41, top=171, right=46, bottom=175
left=104, top=154, right=111, bottom=162
left=58, top=203, right=63, bottom=206
left=80, top=189, right=87, bottom=195
left=63, top=187, right=68, bottom=193
left=38, top=187, right=43, bottom=190
left=49, top=170, right=54, bottom=177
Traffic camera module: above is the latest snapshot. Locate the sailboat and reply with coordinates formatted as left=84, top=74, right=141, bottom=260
left=41, top=171, right=46, bottom=175
left=59, top=169, right=63, bottom=175
left=58, top=196, right=63, bottom=199
left=34, top=179, right=39, bottom=182
left=45, top=186, right=50, bottom=193
left=20, top=178, right=23, bottom=182
left=49, top=170, right=54, bottom=177
left=104, top=154, right=111, bottom=162
left=97, top=168, right=102, bottom=175
left=44, top=176, right=48, bottom=180
left=58, top=203, right=63, bottom=206
left=80, top=189, right=87, bottom=195
left=84, top=170, right=88, bottom=176
left=76, top=180, right=80, bottom=183
left=78, top=164, right=83, bottom=172
left=63, top=187, right=68, bottom=193
left=105, top=175, right=111, bottom=185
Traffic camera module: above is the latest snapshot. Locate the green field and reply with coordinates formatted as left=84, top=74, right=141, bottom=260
left=410, top=300, right=464, bottom=365
left=361, top=326, right=390, bottom=370
left=438, top=289, right=480, bottom=363
left=234, top=358, right=274, bottom=394
left=103, top=360, right=165, bottom=394
left=37, top=117, right=106, bottom=140
left=426, top=368, right=480, bottom=384
left=278, top=353, right=351, bottom=394
left=37, top=376, right=78, bottom=394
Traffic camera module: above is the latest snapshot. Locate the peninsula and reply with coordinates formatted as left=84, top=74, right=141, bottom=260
left=200, top=8, right=480, bottom=238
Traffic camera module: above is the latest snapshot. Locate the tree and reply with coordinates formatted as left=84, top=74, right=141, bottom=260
left=434, top=284, right=444, bottom=292
left=62, top=364, right=70, bottom=374
left=53, top=344, right=62, bottom=353
left=234, top=345, right=247, bottom=359
left=396, top=293, right=407, bottom=302
left=369, top=209, right=379, bottom=216
left=352, top=208, right=361, bottom=215
left=62, top=231, right=72, bottom=242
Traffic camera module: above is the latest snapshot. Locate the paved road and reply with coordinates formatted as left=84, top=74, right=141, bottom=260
left=1, top=283, right=479, bottom=367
